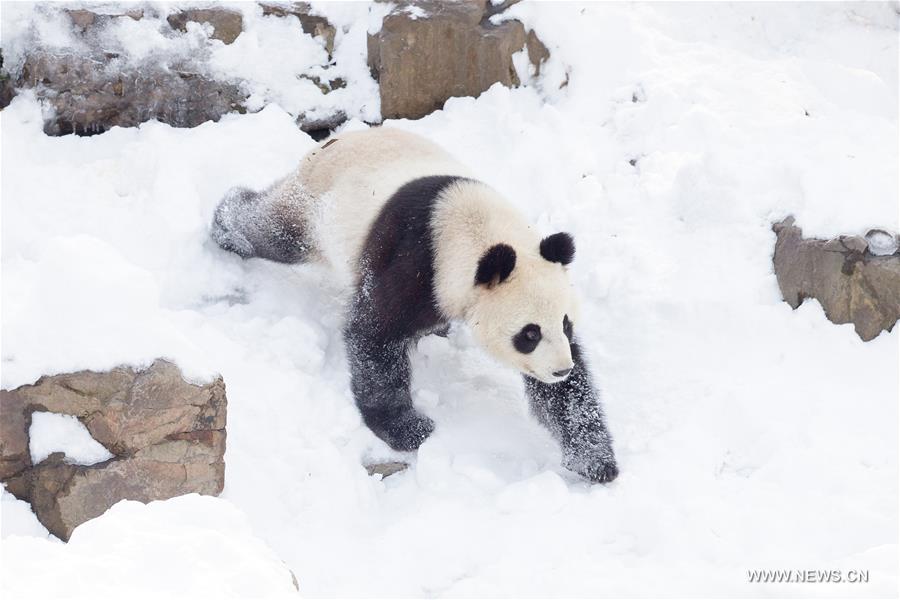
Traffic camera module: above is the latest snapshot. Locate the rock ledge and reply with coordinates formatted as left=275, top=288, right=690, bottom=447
left=0, top=359, right=226, bottom=541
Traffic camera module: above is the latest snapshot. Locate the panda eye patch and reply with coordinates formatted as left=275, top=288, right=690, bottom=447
left=513, top=324, right=542, bottom=354
left=563, top=314, right=573, bottom=342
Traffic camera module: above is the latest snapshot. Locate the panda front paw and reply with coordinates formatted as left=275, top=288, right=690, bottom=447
left=371, top=409, right=435, bottom=452
left=563, top=449, right=619, bottom=484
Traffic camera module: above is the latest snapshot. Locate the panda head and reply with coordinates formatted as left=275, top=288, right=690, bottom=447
left=469, top=232, right=579, bottom=384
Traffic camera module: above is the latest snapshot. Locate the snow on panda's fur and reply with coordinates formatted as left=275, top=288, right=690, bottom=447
left=212, top=127, right=618, bottom=483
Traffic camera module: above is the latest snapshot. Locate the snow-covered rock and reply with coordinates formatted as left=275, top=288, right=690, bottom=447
left=368, top=0, right=548, bottom=119
left=2, top=2, right=547, bottom=136
left=1, top=360, right=226, bottom=540
left=167, top=7, right=244, bottom=45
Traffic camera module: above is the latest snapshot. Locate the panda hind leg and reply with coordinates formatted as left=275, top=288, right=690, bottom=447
left=211, top=186, right=311, bottom=264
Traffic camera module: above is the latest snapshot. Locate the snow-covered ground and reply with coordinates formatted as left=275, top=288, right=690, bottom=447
left=1, top=2, right=898, bottom=597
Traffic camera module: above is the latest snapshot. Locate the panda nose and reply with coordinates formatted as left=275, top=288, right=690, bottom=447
left=553, top=368, right=572, bottom=378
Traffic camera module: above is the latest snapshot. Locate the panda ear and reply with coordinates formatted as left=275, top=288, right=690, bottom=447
left=475, top=244, right=516, bottom=287
left=540, top=232, right=575, bottom=265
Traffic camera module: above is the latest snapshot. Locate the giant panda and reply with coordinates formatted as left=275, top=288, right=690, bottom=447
left=212, top=127, right=618, bottom=483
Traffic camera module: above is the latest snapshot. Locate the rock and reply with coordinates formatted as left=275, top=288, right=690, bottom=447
left=484, top=0, right=524, bottom=18
left=167, top=8, right=244, bottom=45
left=19, top=51, right=247, bottom=136
left=260, top=2, right=336, bottom=56
left=66, top=9, right=99, bottom=31
left=65, top=8, right=144, bottom=34
left=298, top=73, right=345, bottom=95
left=0, top=50, right=15, bottom=110
left=368, top=0, right=548, bottom=120
left=0, top=360, right=226, bottom=541
left=365, top=461, right=409, bottom=478
left=296, top=108, right=347, bottom=137
left=772, top=217, right=900, bottom=341
left=0, top=395, right=29, bottom=481
left=294, top=73, right=347, bottom=137
left=525, top=29, right=551, bottom=76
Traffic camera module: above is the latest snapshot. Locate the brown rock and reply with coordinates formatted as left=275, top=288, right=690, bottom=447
left=368, top=0, right=543, bottom=120
left=260, top=2, right=336, bottom=56
left=167, top=8, right=244, bottom=45
left=525, top=29, right=550, bottom=76
left=19, top=51, right=247, bottom=136
left=66, top=9, right=99, bottom=31
left=772, top=217, right=900, bottom=341
left=1, top=360, right=227, bottom=541
left=0, top=391, right=30, bottom=480
left=65, top=8, right=144, bottom=34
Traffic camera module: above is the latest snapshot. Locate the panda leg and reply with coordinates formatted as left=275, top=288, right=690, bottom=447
left=211, top=186, right=311, bottom=264
left=344, top=325, right=435, bottom=452
left=524, top=342, right=618, bottom=483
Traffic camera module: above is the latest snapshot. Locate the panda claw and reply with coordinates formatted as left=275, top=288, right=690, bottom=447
left=590, top=462, right=619, bottom=484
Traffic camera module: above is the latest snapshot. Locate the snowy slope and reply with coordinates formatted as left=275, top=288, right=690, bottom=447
left=1, top=2, right=897, bottom=598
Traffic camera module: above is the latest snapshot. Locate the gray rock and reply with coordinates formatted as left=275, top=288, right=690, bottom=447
left=368, top=0, right=549, bottom=120
left=296, top=108, right=347, bottom=134
left=19, top=51, right=247, bottom=135
left=365, top=461, right=409, bottom=478
left=0, top=49, right=14, bottom=110
left=0, top=360, right=226, bottom=541
left=167, top=8, right=244, bottom=45
left=64, top=7, right=144, bottom=34
left=772, top=217, right=900, bottom=341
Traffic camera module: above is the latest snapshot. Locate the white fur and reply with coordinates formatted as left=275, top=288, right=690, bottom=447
left=265, top=127, right=472, bottom=279
left=268, top=127, right=579, bottom=383
left=431, top=181, right=579, bottom=383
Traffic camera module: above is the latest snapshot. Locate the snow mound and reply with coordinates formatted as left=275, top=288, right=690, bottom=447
left=0, top=494, right=299, bottom=598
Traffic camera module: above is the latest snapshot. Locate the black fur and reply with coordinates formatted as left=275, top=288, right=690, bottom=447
left=475, top=244, right=517, bottom=286
left=524, top=342, right=618, bottom=483
left=345, top=175, right=465, bottom=451
left=513, top=324, right=541, bottom=354
left=540, top=232, right=575, bottom=265
left=212, top=187, right=309, bottom=264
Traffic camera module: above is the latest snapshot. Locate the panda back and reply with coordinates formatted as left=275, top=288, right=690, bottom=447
left=299, top=128, right=473, bottom=278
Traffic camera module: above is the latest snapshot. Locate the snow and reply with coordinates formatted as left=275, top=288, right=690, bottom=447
left=0, top=489, right=50, bottom=539
left=867, top=229, right=899, bottom=256
left=1, top=2, right=898, bottom=598
left=0, top=494, right=298, bottom=598
left=29, top=412, right=115, bottom=466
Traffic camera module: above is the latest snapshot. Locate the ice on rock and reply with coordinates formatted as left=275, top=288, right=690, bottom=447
left=29, top=412, right=115, bottom=466
left=865, top=229, right=899, bottom=256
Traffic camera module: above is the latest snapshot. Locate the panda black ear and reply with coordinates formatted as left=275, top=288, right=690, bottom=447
left=475, top=244, right=516, bottom=287
left=540, top=232, right=575, bottom=265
